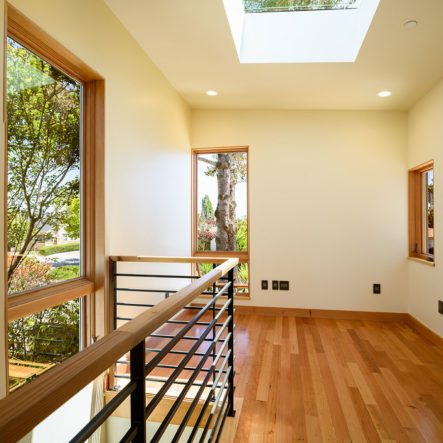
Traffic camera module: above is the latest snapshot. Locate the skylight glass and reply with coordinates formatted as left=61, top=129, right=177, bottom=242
left=243, top=0, right=358, bottom=13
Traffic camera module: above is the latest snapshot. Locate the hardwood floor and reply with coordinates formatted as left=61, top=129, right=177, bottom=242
left=223, top=313, right=443, bottom=443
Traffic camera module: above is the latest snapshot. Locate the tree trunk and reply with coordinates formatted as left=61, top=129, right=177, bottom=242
left=215, top=154, right=237, bottom=251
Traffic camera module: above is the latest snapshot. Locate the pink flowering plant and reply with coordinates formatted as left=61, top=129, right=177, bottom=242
left=197, top=216, right=217, bottom=250
left=8, top=256, right=53, bottom=294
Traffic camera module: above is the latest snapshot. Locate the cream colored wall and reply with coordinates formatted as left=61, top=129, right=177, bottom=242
left=192, top=110, right=409, bottom=312
left=9, top=0, right=192, bottom=261
left=408, top=79, right=443, bottom=337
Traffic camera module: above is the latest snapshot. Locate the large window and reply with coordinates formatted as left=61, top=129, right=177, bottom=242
left=6, top=5, right=105, bottom=391
left=7, top=37, right=82, bottom=294
left=409, top=161, right=434, bottom=263
left=192, top=147, right=249, bottom=295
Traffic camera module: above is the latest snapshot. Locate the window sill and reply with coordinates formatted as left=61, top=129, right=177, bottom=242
left=408, top=256, right=435, bottom=267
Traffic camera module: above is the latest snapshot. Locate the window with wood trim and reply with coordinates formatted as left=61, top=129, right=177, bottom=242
left=192, top=147, right=249, bottom=296
left=5, top=5, right=105, bottom=391
left=409, top=160, right=434, bottom=263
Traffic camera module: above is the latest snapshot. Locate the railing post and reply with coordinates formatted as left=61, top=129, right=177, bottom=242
left=227, top=267, right=236, bottom=417
left=108, top=259, right=117, bottom=390
left=130, top=341, right=146, bottom=442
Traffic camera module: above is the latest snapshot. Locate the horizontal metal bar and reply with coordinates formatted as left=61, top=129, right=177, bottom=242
left=166, top=319, right=225, bottom=327
left=115, top=288, right=177, bottom=294
left=145, top=348, right=228, bottom=359
left=114, top=301, right=224, bottom=311
left=70, top=381, right=136, bottom=443
left=115, top=361, right=229, bottom=375
left=115, top=302, right=154, bottom=308
left=148, top=333, right=225, bottom=342
left=115, top=315, right=225, bottom=328
left=115, top=273, right=199, bottom=279
left=114, top=374, right=228, bottom=389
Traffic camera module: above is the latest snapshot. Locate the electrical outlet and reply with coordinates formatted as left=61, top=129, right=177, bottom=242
left=438, top=300, right=443, bottom=315
left=373, top=283, right=381, bottom=294
left=261, top=280, right=268, bottom=290
left=279, top=281, right=289, bottom=290
left=272, top=280, right=279, bottom=290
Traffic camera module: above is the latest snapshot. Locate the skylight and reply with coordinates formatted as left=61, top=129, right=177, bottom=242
left=243, top=0, right=359, bottom=13
left=223, top=0, right=379, bottom=63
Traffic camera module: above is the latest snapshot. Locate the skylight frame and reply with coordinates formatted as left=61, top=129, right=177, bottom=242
left=243, top=0, right=360, bottom=14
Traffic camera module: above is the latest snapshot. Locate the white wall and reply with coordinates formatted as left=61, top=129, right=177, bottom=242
left=408, top=79, right=443, bottom=337
left=192, top=109, right=409, bottom=312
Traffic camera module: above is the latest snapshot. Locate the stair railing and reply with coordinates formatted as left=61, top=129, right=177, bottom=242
left=0, top=256, right=238, bottom=443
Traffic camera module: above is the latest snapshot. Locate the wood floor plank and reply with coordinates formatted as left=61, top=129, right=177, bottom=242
left=175, top=311, right=443, bottom=442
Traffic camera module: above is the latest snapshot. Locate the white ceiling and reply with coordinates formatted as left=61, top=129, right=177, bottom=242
left=105, top=0, right=443, bottom=110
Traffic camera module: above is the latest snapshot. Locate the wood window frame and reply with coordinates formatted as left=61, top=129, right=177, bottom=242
left=408, top=160, right=434, bottom=264
left=4, top=3, right=106, bottom=360
left=191, top=146, right=250, bottom=297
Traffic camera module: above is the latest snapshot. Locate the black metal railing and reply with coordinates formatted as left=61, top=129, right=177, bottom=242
left=70, top=261, right=236, bottom=443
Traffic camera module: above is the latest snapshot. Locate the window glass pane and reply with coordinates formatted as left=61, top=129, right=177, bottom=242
left=7, top=37, right=82, bottom=295
left=425, top=170, right=434, bottom=256
left=197, top=152, right=247, bottom=252
left=197, top=263, right=249, bottom=293
left=243, top=0, right=358, bottom=13
left=8, top=299, right=81, bottom=392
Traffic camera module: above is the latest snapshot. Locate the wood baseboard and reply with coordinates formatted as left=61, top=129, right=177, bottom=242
left=190, top=303, right=407, bottom=322
left=232, top=306, right=408, bottom=322
left=405, top=314, right=443, bottom=347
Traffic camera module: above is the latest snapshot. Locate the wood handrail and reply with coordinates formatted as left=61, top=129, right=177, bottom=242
left=108, top=255, right=231, bottom=264
left=0, top=256, right=238, bottom=443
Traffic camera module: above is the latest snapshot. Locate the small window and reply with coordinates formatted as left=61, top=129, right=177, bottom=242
left=192, top=147, right=249, bottom=296
left=409, top=161, right=434, bottom=262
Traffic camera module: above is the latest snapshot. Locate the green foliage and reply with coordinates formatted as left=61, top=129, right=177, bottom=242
left=63, top=197, right=80, bottom=239
left=38, top=241, right=80, bottom=257
left=201, top=194, right=214, bottom=219
left=8, top=299, right=80, bottom=365
left=236, top=219, right=248, bottom=252
left=198, top=263, right=214, bottom=276
left=243, top=0, right=356, bottom=12
left=7, top=37, right=81, bottom=283
left=8, top=257, right=53, bottom=294
left=49, top=265, right=80, bottom=281
left=237, top=264, right=249, bottom=292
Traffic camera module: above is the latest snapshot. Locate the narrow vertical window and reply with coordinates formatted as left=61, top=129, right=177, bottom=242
left=409, top=161, right=434, bottom=263
left=424, top=170, right=434, bottom=256
left=192, top=147, right=249, bottom=296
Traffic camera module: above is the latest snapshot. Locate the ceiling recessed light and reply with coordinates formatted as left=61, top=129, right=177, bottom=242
left=404, top=20, right=418, bottom=29
left=377, top=91, right=392, bottom=98
left=206, top=90, right=218, bottom=96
